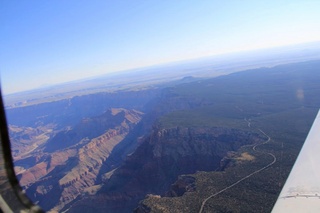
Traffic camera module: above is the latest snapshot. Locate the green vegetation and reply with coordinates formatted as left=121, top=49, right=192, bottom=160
left=141, top=108, right=315, bottom=212
left=140, top=61, right=320, bottom=212
left=159, top=107, right=250, bottom=130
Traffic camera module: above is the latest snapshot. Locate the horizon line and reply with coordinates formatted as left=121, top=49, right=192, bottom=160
left=4, top=39, right=320, bottom=96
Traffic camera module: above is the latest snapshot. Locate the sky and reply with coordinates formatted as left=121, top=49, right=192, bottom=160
left=1, top=0, right=320, bottom=94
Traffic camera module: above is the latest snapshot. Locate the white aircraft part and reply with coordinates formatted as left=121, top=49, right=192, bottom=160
left=272, top=109, right=320, bottom=213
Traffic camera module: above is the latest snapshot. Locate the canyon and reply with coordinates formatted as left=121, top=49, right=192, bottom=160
left=5, top=60, right=320, bottom=212
left=13, top=108, right=143, bottom=211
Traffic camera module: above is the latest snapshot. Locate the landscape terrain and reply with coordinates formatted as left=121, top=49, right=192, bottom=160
left=2, top=1, right=320, bottom=212
left=3, top=49, right=320, bottom=212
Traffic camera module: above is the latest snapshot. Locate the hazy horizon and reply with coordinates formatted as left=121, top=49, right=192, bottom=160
left=3, top=40, right=320, bottom=97
left=1, top=1, right=320, bottom=94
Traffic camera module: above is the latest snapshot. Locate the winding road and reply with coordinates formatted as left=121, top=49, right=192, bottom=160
left=199, top=120, right=277, bottom=213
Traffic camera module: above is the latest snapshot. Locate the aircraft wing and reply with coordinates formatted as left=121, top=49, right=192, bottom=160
left=272, top=109, right=320, bottom=212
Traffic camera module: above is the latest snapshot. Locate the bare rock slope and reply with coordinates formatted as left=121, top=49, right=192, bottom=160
left=15, top=108, right=143, bottom=212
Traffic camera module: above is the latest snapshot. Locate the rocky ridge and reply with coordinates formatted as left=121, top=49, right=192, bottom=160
left=14, top=108, right=143, bottom=212
left=67, top=126, right=263, bottom=213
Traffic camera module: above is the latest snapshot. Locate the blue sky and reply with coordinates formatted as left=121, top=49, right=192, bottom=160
left=1, top=0, right=320, bottom=94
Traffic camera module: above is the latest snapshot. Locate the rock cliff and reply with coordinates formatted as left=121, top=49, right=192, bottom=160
left=14, top=108, right=143, bottom=211
left=67, top=126, right=262, bottom=212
